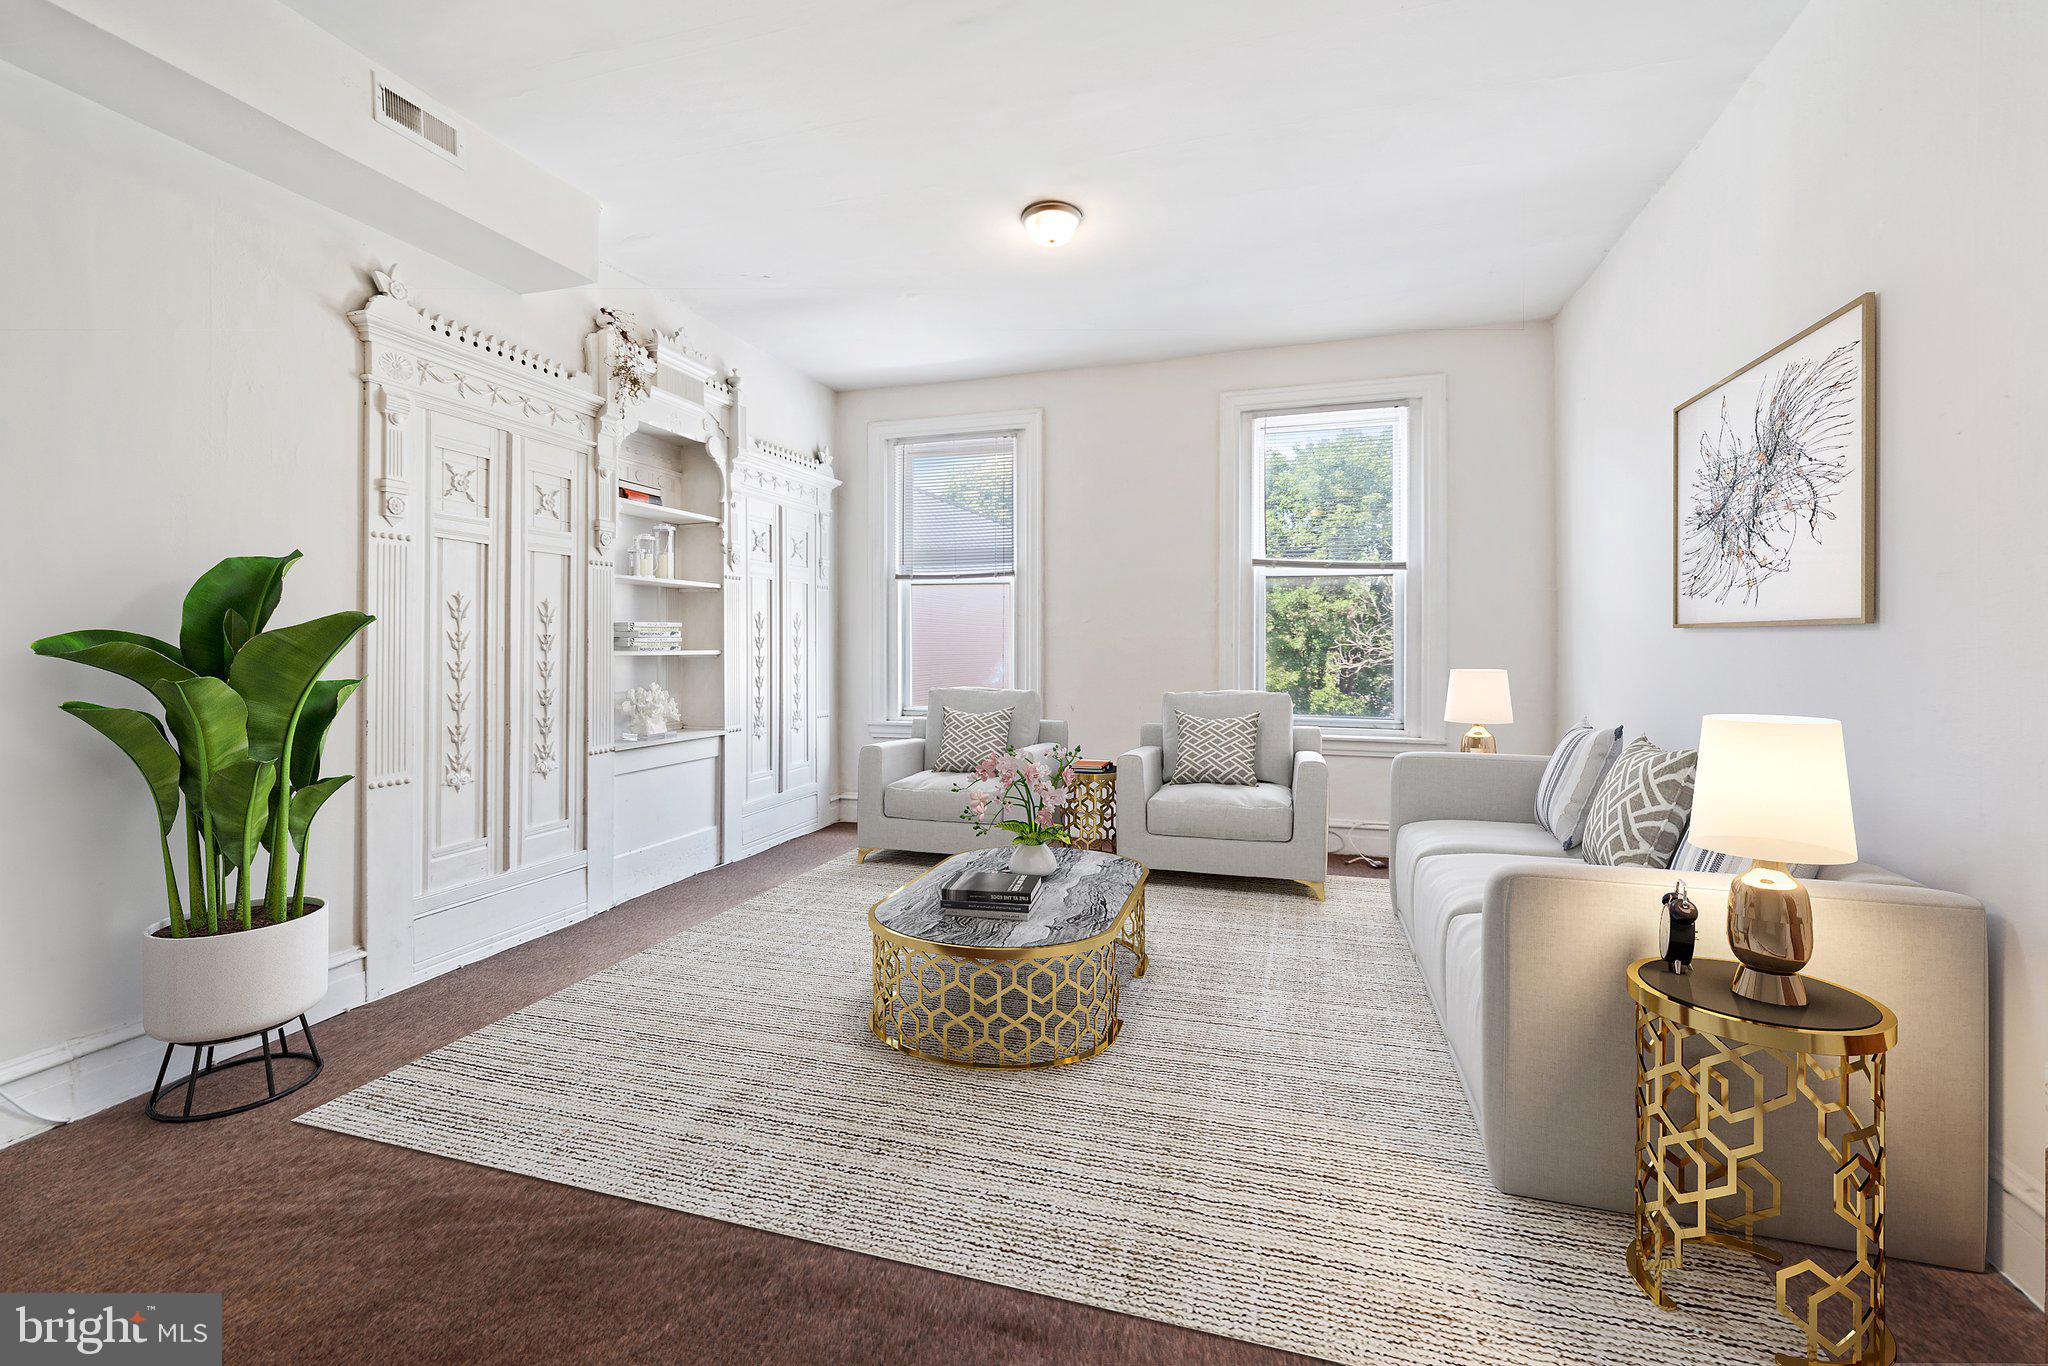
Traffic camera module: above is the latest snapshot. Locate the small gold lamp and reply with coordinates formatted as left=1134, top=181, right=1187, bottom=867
left=1445, top=669, right=1513, bottom=754
left=1688, top=715, right=1858, bottom=1007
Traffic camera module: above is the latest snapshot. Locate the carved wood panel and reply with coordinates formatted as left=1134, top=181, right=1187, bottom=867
left=426, top=410, right=500, bottom=891
left=744, top=498, right=779, bottom=803
left=516, top=437, right=581, bottom=866
left=782, top=507, right=818, bottom=792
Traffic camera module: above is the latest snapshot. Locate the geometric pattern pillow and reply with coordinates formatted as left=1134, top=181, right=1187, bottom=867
left=1578, top=737, right=1697, bottom=868
left=1168, top=710, right=1259, bottom=785
left=932, top=706, right=1014, bottom=773
left=1534, top=722, right=1624, bottom=851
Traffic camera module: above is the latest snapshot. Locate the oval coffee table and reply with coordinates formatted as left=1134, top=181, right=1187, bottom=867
left=868, top=847, right=1147, bottom=1068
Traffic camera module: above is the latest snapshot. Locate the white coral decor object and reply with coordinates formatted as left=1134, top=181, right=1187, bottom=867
left=619, top=684, right=681, bottom=740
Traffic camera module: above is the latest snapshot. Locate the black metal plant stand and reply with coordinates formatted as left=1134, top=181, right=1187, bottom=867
left=145, top=1014, right=323, bottom=1123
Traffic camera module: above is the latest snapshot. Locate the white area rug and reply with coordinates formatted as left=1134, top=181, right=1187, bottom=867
left=299, top=854, right=1798, bottom=1363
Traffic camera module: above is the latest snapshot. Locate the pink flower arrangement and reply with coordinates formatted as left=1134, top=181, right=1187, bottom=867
left=957, top=744, right=1083, bottom=848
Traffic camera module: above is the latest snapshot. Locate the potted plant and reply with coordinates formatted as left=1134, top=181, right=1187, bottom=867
left=32, top=552, right=371, bottom=1110
left=959, top=745, right=1082, bottom=875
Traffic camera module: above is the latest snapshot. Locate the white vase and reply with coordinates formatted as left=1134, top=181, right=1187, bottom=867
left=142, top=902, right=329, bottom=1044
left=1008, top=842, right=1059, bottom=876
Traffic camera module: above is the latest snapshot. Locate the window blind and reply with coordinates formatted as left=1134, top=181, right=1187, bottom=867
left=896, top=434, right=1017, bottom=576
left=1254, top=403, right=1408, bottom=564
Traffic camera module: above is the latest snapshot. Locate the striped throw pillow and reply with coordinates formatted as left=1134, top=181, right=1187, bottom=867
left=1534, top=722, right=1624, bottom=850
left=932, top=706, right=1014, bottom=773
left=1671, top=833, right=1820, bottom=881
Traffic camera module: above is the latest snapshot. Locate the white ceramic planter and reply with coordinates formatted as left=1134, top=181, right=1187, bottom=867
left=142, top=902, right=328, bottom=1045
left=1008, top=843, right=1059, bottom=876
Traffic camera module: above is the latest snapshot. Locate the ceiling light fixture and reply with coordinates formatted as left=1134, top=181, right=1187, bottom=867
left=1020, top=200, right=1083, bottom=248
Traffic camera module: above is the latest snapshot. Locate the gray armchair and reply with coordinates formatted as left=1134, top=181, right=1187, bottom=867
left=857, top=688, right=1069, bottom=861
left=1116, top=691, right=1329, bottom=897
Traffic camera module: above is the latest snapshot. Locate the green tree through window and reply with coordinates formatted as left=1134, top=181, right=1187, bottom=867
left=1258, top=416, right=1402, bottom=722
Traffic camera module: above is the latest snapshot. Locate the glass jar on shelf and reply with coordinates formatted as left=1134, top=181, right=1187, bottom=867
left=631, top=534, right=657, bottom=577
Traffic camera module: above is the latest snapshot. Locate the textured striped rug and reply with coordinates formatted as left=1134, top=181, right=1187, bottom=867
left=299, top=853, right=1798, bottom=1362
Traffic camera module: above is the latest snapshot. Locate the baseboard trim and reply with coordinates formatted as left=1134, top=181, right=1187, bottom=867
left=1991, top=1151, right=2046, bottom=1307
left=0, top=950, right=367, bottom=1148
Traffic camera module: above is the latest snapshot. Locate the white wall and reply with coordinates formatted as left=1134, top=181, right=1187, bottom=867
left=0, top=63, right=831, bottom=1138
left=835, top=324, right=1557, bottom=848
left=1553, top=0, right=2047, bottom=1300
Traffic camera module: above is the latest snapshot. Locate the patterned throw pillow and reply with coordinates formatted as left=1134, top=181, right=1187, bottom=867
left=1534, top=722, right=1624, bottom=850
left=1579, top=738, right=1698, bottom=868
left=932, top=706, right=1014, bottom=773
left=1169, top=711, right=1259, bottom=785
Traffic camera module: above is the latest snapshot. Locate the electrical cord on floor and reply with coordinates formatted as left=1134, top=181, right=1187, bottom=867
left=1329, top=824, right=1390, bottom=869
left=0, top=1087, right=69, bottom=1128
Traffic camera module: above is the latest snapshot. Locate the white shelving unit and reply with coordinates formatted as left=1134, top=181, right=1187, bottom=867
left=614, top=572, right=720, bottom=590
left=614, top=726, right=726, bottom=750
left=615, top=501, right=719, bottom=526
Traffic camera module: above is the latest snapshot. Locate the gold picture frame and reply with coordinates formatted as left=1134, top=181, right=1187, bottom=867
left=1672, top=292, right=1877, bottom=628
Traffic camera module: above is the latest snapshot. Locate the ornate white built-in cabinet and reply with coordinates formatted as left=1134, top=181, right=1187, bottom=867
left=728, top=440, right=840, bottom=859
left=595, top=332, right=735, bottom=906
left=350, top=273, right=833, bottom=999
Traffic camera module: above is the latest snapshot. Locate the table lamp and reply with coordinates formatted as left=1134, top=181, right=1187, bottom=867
left=1445, top=669, right=1513, bottom=753
left=1688, top=715, right=1857, bottom=1006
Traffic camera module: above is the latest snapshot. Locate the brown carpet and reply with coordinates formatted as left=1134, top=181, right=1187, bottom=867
left=2, top=826, right=2039, bottom=1365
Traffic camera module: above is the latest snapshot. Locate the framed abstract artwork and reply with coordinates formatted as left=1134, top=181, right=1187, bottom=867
left=1672, top=293, right=1877, bottom=627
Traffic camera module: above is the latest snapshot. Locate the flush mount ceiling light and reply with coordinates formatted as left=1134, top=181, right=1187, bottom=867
left=1020, top=200, right=1083, bottom=248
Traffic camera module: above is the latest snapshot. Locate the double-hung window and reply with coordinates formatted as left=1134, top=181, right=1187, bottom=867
left=873, top=412, right=1041, bottom=725
left=1222, top=379, right=1445, bottom=744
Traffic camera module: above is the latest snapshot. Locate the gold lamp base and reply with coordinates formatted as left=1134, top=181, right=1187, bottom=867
left=1727, top=861, right=1814, bottom=1007
left=1459, top=725, right=1497, bottom=754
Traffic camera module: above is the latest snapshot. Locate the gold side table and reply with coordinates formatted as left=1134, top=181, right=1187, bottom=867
left=1627, top=957, right=1898, bottom=1366
left=1064, top=763, right=1117, bottom=852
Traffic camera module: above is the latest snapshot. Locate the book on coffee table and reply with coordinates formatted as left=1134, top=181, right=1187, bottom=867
left=940, top=868, right=1043, bottom=919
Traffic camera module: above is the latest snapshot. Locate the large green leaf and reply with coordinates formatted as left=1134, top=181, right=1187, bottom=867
left=180, top=552, right=301, bottom=679
left=206, top=757, right=275, bottom=876
left=59, top=703, right=182, bottom=834
left=229, top=611, right=373, bottom=762
left=288, top=678, right=362, bottom=789
left=31, top=630, right=194, bottom=694
left=286, top=775, right=351, bottom=852
left=152, top=677, right=249, bottom=805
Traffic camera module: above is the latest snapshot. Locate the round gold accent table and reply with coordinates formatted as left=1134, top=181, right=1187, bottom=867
left=869, top=848, right=1147, bottom=1068
left=1627, top=957, right=1898, bottom=1366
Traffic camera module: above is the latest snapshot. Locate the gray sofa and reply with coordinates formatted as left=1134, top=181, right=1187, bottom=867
left=856, top=687, right=1069, bottom=861
left=1388, top=750, right=1989, bottom=1270
left=1116, top=690, right=1329, bottom=897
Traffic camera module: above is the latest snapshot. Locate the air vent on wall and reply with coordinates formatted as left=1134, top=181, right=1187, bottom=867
left=371, top=73, right=463, bottom=165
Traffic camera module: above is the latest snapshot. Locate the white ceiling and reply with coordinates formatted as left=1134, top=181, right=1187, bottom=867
left=283, top=0, right=1805, bottom=390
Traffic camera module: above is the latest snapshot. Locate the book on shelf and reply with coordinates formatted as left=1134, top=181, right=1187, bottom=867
left=618, top=481, right=664, bottom=505
left=614, top=621, right=684, bottom=646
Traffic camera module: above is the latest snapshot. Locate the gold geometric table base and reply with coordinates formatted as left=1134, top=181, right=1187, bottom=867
left=870, top=886, right=1146, bottom=1069
left=1064, top=769, right=1117, bottom=852
left=1630, top=1001, right=1894, bottom=1365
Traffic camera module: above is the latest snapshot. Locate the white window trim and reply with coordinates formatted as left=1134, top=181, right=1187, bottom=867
left=867, top=409, right=1043, bottom=739
left=1217, top=376, right=1448, bottom=754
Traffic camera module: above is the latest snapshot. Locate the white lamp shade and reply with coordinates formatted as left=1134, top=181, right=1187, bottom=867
left=1444, top=669, right=1513, bottom=725
left=1689, top=715, right=1858, bottom=866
